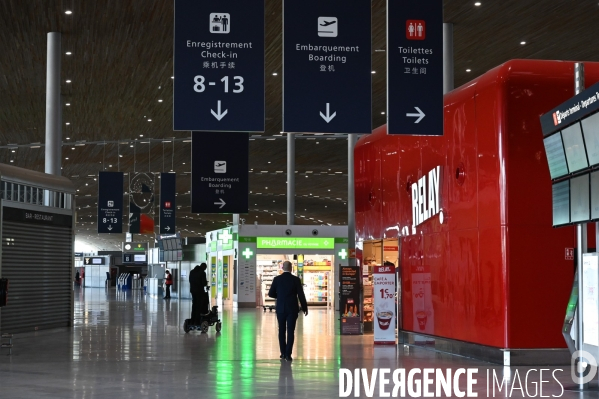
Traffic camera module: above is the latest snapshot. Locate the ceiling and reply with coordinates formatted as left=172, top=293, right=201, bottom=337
left=1, top=0, right=598, bottom=250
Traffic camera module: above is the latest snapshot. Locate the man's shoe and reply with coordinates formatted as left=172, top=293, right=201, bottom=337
left=280, top=355, right=285, bottom=359
left=285, top=356, right=293, bottom=362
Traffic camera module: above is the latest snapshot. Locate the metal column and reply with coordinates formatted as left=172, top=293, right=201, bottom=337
left=348, top=134, right=357, bottom=267
left=45, top=32, right=62, bottom=177
left=574, top=62, right=586, bottom=390
left=443, top=23, right=454, bottom=94
left=286, top=133, right=295, bottom=225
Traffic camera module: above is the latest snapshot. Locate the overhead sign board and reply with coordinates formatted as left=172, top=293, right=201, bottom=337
left=387, top=0, right=443, bottom=135
left=98, top=171, right=124, bottom=233
left=256, top=237, right=335, bottom=250
left=122, top=242, right=149, bottom=252
left=283, top=0, right=371, bottom=134
left=160, top=172, right=176, bottom=234
left=173, top=0, right=265, bottom=132
left=191, top=131, right=249, bottom=213
left=540, top=80, right=599, bottom=136
left=84, top=257, right=105, bottom=265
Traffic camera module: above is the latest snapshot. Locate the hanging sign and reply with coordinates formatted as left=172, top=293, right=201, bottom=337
left=283, top=0, right=371, bottom=134
left=387, top=0, right=443, bottom=135
left=340, top=265, right=361, bottom=335
left=160, top=172, right=176, bottom=234
left=373, top=264, right=396, bottom=344
left=98, top=171, right=124, bottom=233
left=173, top=0, right=265, bottom=132
left=191, top=131, right=249, bottom=213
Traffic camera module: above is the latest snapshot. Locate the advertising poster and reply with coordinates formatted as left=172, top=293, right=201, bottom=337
left=340, top=266, right=361, bottom=335
left=411, top=266, right=435, bottom=335
left=373, top=264, right=396, bottom=344
left=211, top=258, right=217, bottom=297
left=583, top=253, right=599, bottom=346
left=223, top=260, right=229, bottom=298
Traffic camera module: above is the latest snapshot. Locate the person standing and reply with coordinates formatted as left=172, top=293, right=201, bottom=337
left=268, top=261, right=308, bottom=361
left=164, top=270, right=173, bottom=299
left=189, top=264, right=209, bottom=322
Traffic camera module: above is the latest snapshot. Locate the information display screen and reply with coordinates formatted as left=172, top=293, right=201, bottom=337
left=553, top=180, right=570, bottom=226
left=164, top=239, right=172, bottom=251
left=92, top=258, right=103, bottom=265
left=562, top=122, right=589, bottom=173
left=570, top=174, right=590, bottom=223
left=582, top=112, right=599, bottom=166
left=591, top=171, right=599, bottom=220
left=134, top=254, right=146, bottom=262
left=543, top=133, right=569, bottom=179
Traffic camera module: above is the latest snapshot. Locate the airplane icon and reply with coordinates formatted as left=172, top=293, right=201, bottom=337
left=214, top=160, right=227, bottom=173
left=320, top=20, right=336, bottom=27
left=318, top=17, right=338, bottom=37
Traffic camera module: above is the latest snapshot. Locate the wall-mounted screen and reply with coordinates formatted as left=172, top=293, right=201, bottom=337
left=134, top=254, right=147, bottom=262
left=562, top=122, right=589, bottom=173
left=591, top=171, right=599, bottom=220
left=582, top=112, right=599, bottom=166
left=553, top=180, right=570, bottom=226
left=570, top=174, right=590, bottom=223
left=543, top=133, right=569, bottom=179
left=92, top=258, right=103, bottom=265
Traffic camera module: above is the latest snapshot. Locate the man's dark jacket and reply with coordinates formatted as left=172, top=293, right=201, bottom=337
left=268, top=272, right=308, bottom=314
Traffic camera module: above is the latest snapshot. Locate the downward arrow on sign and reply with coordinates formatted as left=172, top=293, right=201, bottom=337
left=320, top=103, right=336, bottom=123
left=211, top=100, right=228, bottom=121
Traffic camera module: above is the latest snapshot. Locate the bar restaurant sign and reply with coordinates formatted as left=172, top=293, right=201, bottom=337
left=257, top=237, right=335, bottom=249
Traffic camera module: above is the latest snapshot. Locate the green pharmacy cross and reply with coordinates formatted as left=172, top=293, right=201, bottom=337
left=219, top=229, right=233, bottom=244
left=338, top=248, right=348, bottom=260
left=242, top=247, right=254, bottom=260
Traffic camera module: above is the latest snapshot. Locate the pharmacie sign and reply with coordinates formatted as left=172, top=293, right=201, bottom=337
left=257, top=237, right=335, bottom=249
left=411, top=166, right=442, bottom=227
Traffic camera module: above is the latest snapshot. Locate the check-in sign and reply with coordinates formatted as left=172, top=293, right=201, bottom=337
left=173, top=0, right=265, bottom=132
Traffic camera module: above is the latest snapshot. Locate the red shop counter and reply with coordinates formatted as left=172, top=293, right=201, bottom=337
left=354, top=59, right=599, bottom=364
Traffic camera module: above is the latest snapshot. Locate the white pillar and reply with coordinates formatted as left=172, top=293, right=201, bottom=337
left=287, top=133, right=295, bottom=225
left=45, top=32, right=62, bottom=176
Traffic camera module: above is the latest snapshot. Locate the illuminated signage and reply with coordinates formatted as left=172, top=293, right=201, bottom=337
left=257, top=237, right=335, bottom=249
left=412, top=166, right=443, bottom=227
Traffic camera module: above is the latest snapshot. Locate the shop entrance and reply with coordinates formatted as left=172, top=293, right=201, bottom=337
left=359, top=239, right=400, bottom=333
left=256, top=254, right=335, bottom=308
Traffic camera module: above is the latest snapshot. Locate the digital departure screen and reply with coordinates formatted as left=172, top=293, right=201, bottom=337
left=570, top=174, right=590, bottom=223
left=134, top=254, right=146, bottom=262
left=562, top=122, right=589, bottom=173
left=92, top=258, right=103, bottom=265
left=591, top=171, right=599, bottom=220
left=582, top=112, right=599, bottom=166
left=552, top=180, right=570, bottom=226
left=543, top=133, right=569, bottom=179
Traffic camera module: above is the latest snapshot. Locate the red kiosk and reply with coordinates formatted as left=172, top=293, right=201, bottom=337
left=355, top=59, right=599, bottom=364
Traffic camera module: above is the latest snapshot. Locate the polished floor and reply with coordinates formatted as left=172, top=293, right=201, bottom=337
left=0, top=288, right=592, bottom=398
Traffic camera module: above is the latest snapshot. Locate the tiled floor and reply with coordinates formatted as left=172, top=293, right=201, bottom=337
left=0, top=288, right=591, bottom=398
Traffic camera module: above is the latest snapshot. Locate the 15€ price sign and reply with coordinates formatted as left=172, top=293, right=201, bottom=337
left=173, top=0, right=265, bottom=132
left=373, top=264, right=396, bottom=345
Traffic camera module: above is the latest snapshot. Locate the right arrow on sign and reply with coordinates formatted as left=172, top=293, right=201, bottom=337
left=211, top=100, right=228, bottom=121
left=319, top=103, right=337, bottom=123
left=214, top=198, right=226, bottom=209
left=406, top=107, right=425, bottom=123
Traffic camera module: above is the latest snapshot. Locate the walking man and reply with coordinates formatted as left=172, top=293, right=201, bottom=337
left=268, top=261, right=308, bottom=361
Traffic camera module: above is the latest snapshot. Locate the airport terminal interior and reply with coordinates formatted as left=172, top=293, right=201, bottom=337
left=3, top=1, right=599, bottom=398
